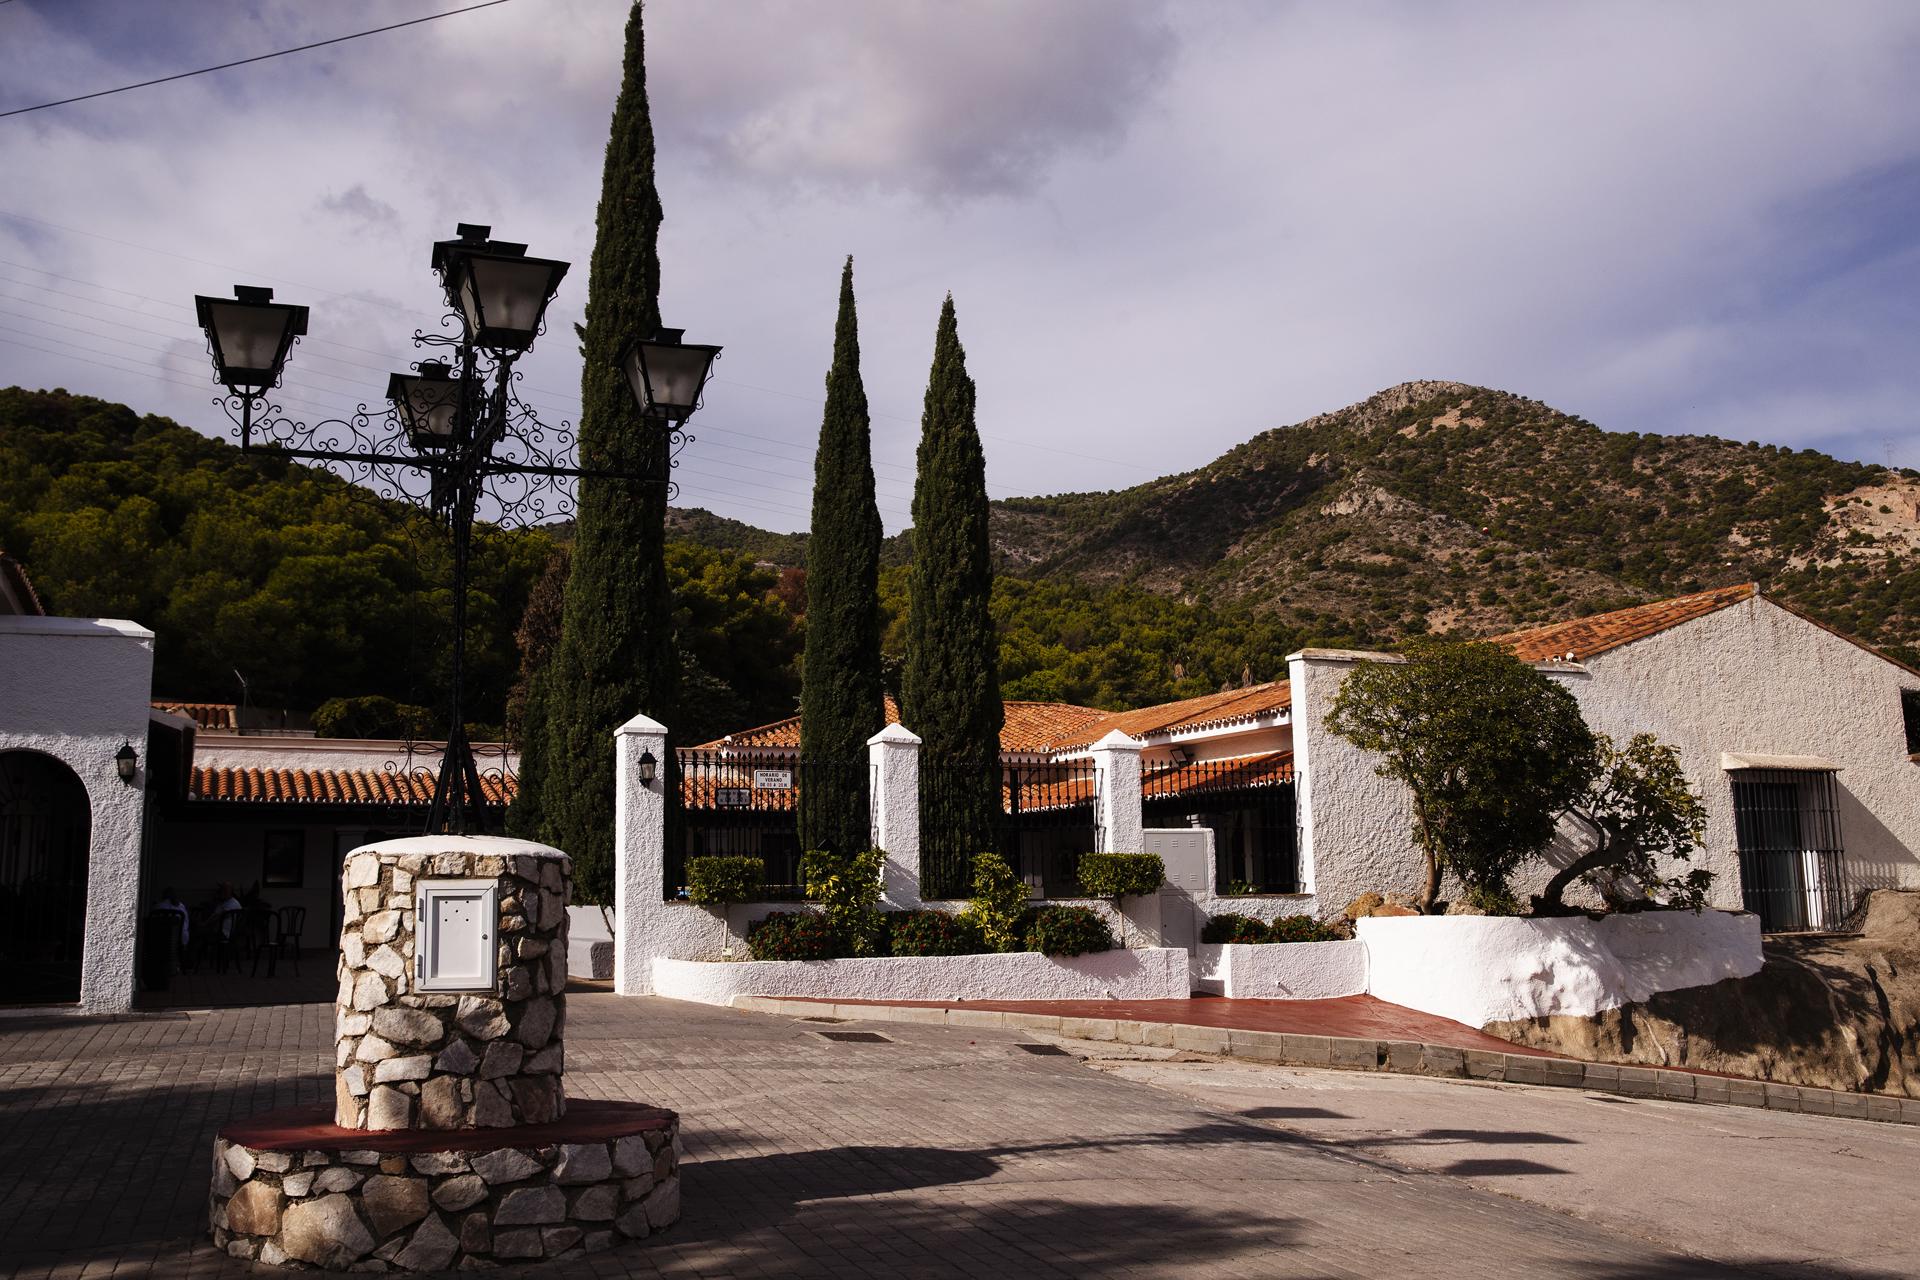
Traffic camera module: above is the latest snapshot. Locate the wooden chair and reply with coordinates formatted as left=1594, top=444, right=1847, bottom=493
left=271, top=905, right=306, bottom=975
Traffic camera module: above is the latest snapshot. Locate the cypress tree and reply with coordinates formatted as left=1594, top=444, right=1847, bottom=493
left=799, top=258, right=886, bottom=855
left=522, top=2, right=674, bottom=904
left=901, top=296, right=1004, bottom=892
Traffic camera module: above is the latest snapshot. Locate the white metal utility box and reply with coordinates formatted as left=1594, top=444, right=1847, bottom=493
left=415, top=879, right=499, bottom=992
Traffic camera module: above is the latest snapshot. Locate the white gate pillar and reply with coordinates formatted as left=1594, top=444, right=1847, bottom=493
left=613, top=712, right=669, bottom=995
left=1090, top=730, right=1146, bottom=853
left=868, top=722, right=923, bottom=908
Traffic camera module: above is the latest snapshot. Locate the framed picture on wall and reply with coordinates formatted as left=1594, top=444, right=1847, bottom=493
left=263, top=829, right=304, bottom=888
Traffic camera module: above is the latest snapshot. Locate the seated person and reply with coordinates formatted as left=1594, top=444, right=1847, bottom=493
left=154, top=887, right=190, bottom=945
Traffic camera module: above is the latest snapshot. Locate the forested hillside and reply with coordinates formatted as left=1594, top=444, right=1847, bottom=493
left=10, top=379, right=1917, bottom=742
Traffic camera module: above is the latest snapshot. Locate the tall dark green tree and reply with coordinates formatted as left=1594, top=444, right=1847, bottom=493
left=901, top=296, right=1004, bottom=892
left=798, top=258, right=886, bottom=854
left=516, top=3, right=675, bottom=904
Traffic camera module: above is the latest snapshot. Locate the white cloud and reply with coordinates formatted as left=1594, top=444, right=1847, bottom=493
left=2, top=0, right=1919, bottom=534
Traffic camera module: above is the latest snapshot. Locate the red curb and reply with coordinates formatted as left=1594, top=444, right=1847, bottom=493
left=218, top=1099, right=676, bottom=1152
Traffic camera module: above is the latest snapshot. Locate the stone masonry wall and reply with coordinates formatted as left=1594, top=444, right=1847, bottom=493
left=209, top=1118, right=681, bottom=1269
left=334, top=843, right=570, bottom=1130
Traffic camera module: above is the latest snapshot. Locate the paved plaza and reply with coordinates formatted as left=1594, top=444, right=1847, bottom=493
left=3, top=993, right=1916, bottom=1278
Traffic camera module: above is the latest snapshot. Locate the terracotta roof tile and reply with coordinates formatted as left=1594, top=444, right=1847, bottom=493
left=704, top=696, right=1107, bottom=755
left=155, top=701, right=239, bottom=732
left=1049, top=682, right=1294, bottom=751
left=1142, top=752, right=1294, bottom=799
left=1487, top=583, right=1756, bottom=662
left=189, top=766, right=513, bottom=807
left=0, top=549, right=44, bottom=616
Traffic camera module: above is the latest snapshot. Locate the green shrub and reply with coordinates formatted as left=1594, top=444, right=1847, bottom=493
left=1201, top=912, right=1270, bottom=944
left=1267, top=914, right=1341, bottom=943
left=963, top=851, right=1031, bottom=952
left=746, top=911, right=842, bottom=961
left=800, top=846, right=886, bottom=957
left=685, top=855, right=763, bottom=907
left=885, top=910, right=987, bottom=957
left=1024, top=904, right=1114, bottom=957
left=1078, top=852, right=1164, bottom=899
left=1201, top=912, right=1341, bottom=943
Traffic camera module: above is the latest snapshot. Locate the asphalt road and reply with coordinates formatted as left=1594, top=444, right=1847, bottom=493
left=3, top=994, right=1914, bottom=1277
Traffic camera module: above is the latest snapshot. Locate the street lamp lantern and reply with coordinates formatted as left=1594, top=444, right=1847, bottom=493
left=620, top=327, right=722, bottom=422
left=430, top=223, right=569, bottom=353
left=194, top=285, right=308, bottom=390
left=386, top=361, right=462, bottom=450
left=197, top=222, right=712, bottom=836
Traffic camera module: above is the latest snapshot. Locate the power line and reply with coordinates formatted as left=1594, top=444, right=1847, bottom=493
left=0, top=1, right=515, bottom=120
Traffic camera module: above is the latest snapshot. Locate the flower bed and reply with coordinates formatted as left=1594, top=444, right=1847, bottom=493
left=1192, top=939, right=1368, bottom=999
left=652, top=946, right=1190, bottom=1007
left=1357, top=909, right=1763, bottom=1028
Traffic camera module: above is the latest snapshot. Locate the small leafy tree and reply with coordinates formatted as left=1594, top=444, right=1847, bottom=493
left=1536, top=733, right=1713, bottom=914
left=1078, top=852, right=1163, bottom=948
left=800, top=846, right=886, bottom=957
left=686, top=854, right=764, bottom=958
left=963, top=851, right=1030, bottom=952
left=1325, top=639, right=1597, bottom=913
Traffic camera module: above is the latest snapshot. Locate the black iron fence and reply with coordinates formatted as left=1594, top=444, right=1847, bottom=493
left=917, top=758, right=1098, bottom=900
left=1002, top=760, right=1097, bottom=899
left=0, top=750, right=91, bottom=1003
left=674, top=750, right=869, bottom=900
left=1732, top=768, right=1854, bottom=932
left=1142, top=755, right=1298, bottom=894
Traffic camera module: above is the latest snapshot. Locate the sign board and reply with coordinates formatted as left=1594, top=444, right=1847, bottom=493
left=715, top=787, right=752, bottom=808
left=752, top=768, right=793, bottom=791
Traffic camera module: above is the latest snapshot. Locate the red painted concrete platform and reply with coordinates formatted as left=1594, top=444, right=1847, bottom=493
left=797, top=994, right=1560, bottom=1059
left=220, top=1099, right=676, bottom=1152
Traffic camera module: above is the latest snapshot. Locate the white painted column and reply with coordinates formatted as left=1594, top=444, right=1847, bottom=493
left=613, top=712, right=668, bottom=995
left=1090, top=730, right=1145, bottom=853
left=868, top=722, right=923, bottom=908
left=1286, top=653, right=1318, bottom=897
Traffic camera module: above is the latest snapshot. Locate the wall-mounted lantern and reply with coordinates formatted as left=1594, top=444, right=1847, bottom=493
left=636, top=749, right=657, bottom=789
left=115, top=741, right=138, bottom=784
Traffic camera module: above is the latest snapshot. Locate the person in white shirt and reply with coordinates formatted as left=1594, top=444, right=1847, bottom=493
left=154, top=887, right=189, bottom=945
left=211, top=883, right=243, bottom=939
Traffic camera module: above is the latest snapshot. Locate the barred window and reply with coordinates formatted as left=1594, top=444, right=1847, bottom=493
left=1902, top=689, right=1920, bottom=756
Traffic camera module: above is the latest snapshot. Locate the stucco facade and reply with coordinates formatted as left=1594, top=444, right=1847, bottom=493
left=1292, top=595, right=1920, bottom=921
left=0, top=615, right=155, bottom=1011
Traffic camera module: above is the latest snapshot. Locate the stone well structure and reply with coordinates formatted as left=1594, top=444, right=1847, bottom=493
left=210, top=836, right=682, bottom=1270
left=333, top=840, right=570, bottom=1130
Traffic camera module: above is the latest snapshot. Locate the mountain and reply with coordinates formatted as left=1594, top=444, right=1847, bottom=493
left=702, top=380, right=1920, bottom=665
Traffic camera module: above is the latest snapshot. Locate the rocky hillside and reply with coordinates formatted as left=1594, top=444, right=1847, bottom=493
left=703, top=381, right=1920, bottom=662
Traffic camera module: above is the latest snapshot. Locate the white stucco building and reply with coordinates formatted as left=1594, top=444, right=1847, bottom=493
left=0, top=555, right=154, bottom=1012
left=681, top=583, right=1920, bottom=950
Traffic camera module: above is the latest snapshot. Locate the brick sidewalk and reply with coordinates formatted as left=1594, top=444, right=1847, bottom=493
left=0, top=994, right=1798, bottom=1277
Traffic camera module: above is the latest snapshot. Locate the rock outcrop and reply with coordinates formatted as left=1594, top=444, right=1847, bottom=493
left=1485, top=890, right=1920, bottom=1095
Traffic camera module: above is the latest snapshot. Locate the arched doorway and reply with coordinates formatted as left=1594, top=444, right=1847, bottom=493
left=0, top=750, right=92, bottom=1003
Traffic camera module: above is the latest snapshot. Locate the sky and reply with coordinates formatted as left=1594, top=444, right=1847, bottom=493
left=2, top=0, right=1919, bottom=535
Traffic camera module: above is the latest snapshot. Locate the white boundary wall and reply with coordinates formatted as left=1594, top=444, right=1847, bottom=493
left=1358, top=909, right=1763, bottom=1027
left=0, top=615, right=155, bottom=1012
left=653, top=946, right=1190, bottom=1007
left=1192, top=939, right=1367, bottom=999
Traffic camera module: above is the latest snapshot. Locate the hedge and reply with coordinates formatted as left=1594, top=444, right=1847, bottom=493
left=1022, top=904, right=1115, bottom=957
left=1078, top=852, right=1165, bottom=900
left=747, top=911, right=842, bottom=961
left=885, top=910, right=988, bottom=957
left=686, top=855, right=763, bottom=907
left=1200, top=912, right=1342, bottom=944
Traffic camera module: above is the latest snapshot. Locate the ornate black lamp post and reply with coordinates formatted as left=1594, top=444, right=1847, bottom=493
left=196, top=223, right=721, bottom=834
